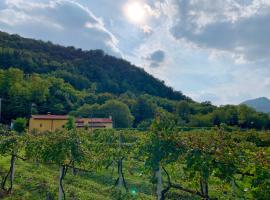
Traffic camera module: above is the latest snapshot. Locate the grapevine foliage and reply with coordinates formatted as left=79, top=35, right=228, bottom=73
left=0, top=123, right=269, bottom=199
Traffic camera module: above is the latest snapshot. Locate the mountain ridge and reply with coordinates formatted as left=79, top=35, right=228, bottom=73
left=242, top=97, right=270, bottom=113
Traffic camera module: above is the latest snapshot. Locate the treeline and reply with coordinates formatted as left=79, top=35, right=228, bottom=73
left=1, top=68, right=270, bottom=129
left=0, top=31, right=186, bottom=100
left=0, top=114, right=269, bottom=199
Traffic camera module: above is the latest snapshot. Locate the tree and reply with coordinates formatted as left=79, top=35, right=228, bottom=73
left=97, top=93, right=115, bottom=104
left=28, top=74, right=49, bottom=104
left=189, top=114, right=212, bottom=127
left=223, top=105, right=239, bottom=126
left=65, top=116, right=75, bottom=130
left=137, top=109, right=182, bottom=200
left=100, top=100, right=134, bottom=128
left=0, top=130, right=26, bottom=194
left=0, top=68, right=31, bottom=122
left=89, top=129, right=136, bottom=191
left=25, top=129, right=88, bottom=200
left=132, top=96, right=156, bottom=126
left=211, top=109, right=225, bottom=126
left=71, top=104, right=92, bottom=117
left=176, top=101, right=193, bottom=123
left=12, top=118, right=27, bottom=134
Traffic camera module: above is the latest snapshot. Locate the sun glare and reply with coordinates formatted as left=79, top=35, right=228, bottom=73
left=124, top=2, right=146, bottom=24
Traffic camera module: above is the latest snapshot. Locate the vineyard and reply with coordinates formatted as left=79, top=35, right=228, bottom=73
left=0, top=113, right=270, bottom=200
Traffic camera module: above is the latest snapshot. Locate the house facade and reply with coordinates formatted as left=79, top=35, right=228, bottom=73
left=75, top=118, right=113, bottom=129
left=29, top=114, right=113, bottom=132
left=29, top=115, right=68, bottom=132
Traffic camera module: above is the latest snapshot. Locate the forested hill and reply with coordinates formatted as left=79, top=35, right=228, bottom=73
left=1, top=31, right=269, bottom=129
left=0, top=31, right=187, bottom=101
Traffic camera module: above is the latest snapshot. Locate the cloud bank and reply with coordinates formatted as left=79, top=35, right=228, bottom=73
left=0, top=0, right=121, bottom=56
left=170, top=0, right=270, bottom=65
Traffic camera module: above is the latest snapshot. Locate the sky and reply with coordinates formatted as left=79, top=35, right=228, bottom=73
left=0, top=0, right=270, bottom=105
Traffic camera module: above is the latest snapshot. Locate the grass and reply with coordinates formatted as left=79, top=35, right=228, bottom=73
left=0, top=156, right=154, bottom=200
left=1, top=129, right=268, bottom=199
left=0, top=156, right=201, bottom=199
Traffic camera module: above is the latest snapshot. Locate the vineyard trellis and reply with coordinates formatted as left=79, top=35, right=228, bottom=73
left=0, top=116, right=270, bottom=200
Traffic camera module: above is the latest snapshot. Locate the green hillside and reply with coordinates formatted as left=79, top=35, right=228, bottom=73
left=0, top=31, right=270, bottom=129
left=0, top=31, right=186, bottom=101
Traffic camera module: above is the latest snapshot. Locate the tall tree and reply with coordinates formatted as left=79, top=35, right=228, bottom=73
left=100, top=100, right=134, bottom=128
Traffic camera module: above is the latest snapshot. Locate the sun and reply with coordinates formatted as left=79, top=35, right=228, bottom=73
left=124, top=2, right=146, bottom=24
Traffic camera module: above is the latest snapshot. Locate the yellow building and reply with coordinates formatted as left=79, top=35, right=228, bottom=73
left=29, top=115, right=69, bottom=132
left=76, top=118, right=113, bottom=130
left=29, top=114, right=113, bottom=133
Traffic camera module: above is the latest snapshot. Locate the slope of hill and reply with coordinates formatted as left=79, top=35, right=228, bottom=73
left=242, top=97, right=270, bottom=113
left=0, top=31, right=269, bottom=130
left=0, top=31, right=187, bottom=101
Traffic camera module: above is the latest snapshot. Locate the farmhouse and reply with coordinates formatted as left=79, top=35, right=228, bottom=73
left=29, top=114, right=113, bottom=132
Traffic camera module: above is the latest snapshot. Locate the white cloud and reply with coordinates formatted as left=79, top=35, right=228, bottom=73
left=144, top=3, right=160, bottom=18
left=170, top=0, right=270, bottom=64
left=0, top=0, right=121, bottom=56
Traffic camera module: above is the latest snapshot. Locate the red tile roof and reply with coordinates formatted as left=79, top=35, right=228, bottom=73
left=32, top=115, right=68, bottom=120
left=32, top=115, right=112, bottom=123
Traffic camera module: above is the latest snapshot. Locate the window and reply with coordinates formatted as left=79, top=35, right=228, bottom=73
left=40, top=124, right=42, bottom=127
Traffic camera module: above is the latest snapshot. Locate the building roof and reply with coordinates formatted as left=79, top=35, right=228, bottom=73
left=32, top=115, right=112, bottom=123
left=32, top=115, right=69, bottom=120
left=76, top=119, right=112, bottom=123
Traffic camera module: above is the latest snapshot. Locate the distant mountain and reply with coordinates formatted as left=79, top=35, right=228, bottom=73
left=242, top=97, right=270, bottom=113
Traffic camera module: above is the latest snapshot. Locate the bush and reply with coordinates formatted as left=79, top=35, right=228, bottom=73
left=13, top=118, right=27, bottom=133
